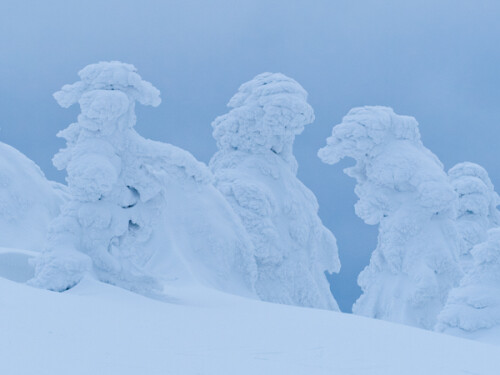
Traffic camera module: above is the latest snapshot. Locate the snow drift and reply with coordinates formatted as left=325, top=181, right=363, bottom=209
left=0, top=142, right=64, bottom=251
left=210, top=72, right=340, bottom=310
left=319, top=106, right=462, bottom=329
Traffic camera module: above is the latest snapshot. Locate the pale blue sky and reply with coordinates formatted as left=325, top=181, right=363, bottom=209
left=1, top=0, right=500, bottom=311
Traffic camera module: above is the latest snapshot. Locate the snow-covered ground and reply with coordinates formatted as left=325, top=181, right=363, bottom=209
left=1, top=247, right=499, bottom=375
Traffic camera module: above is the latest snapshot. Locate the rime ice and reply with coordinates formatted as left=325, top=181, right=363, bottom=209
left=210, top=72, right=340, bottom=310
left=30, top=61, right=256, bottom=295
left=319, top=106, right=462, bottom=328
left=448, top=162, right=500, bottom=271
left=436, top=228, right=500, bottom=342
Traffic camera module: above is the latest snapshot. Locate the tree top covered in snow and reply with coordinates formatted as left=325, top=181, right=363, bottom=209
left=319, top=106, right=456, bottom=226
left=318, top=106, right=422, bottom=166
left=448, top=162, right=500, bottom=224
left=53, top=61, right=161, bottom=109
left=212, top=72, right=314, bottom=159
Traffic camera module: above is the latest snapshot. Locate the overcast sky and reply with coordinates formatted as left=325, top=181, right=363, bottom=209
left=1, top=0, right=500, bottom=311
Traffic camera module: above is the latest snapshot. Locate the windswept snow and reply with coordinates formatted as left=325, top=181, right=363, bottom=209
left=210, top=72, right=340, bottom=310
left=319, top=106, right=462, bottom=329
left=0, top=142, right=64, bottom=251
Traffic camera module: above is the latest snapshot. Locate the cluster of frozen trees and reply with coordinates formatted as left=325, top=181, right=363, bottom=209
left=0, top=61, right=339, bottom=310
left=1, top=61, right=499, bottom=342
left=318, top=106, right=500, bottom=338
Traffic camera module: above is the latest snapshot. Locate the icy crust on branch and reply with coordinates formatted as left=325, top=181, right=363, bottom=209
left=0, top=142, right=65, bottom=251
left=30, top=62, right=256, bottom=295
left=212, top=72, right=314, bottom=172
left=210, top=73, right=339, bottom=310
left=319, top=106, right=462, bottom=328
left=436, top=228, right=500, bottom=338
left=448, top=162, right=500, bottom=270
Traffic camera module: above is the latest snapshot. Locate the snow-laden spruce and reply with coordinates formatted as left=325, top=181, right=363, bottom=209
left=319, top=106, right=462, bottom=328
left=0, top=142, right=65, bottom=251
left=30, top=61, right=256, bottom=295
left=448, top=162, right=500, bottom=271
left=210, top=72, right=340, bottom=310
left=436, top=227, right=500, bottom=342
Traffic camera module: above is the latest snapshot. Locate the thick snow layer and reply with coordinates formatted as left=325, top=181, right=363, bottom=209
left=319, top=106, right=462, bottom=329
left=210, top=73, right=339, bottom=310
left=0, top=142, right=64, bottom=251
left=436, top=227, right=500, bottom=342
left=31, top=61, right=256, bottom=296
left=448, top=162, right=500, bottom=270
left=1, top=272, right=500, bottom=375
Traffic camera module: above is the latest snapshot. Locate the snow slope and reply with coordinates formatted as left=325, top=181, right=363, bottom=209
left=0, top=142, right=64, bottom=251
left=1, top=248, right=499, bottom=375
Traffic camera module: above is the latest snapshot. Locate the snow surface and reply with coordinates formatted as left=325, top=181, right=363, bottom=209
left=211, top=72, right=340, bottom=310
left=1, top=254, right=500, bottom=375
left=319, top=106, right=462, bottom=329
left=0, top=142, right=64, bottom=251
left=31, top=61, right=256, bottom=297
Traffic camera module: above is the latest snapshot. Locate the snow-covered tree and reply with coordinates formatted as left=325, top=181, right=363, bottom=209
left=210, top=72, right=340, bottom=310
left=0, top=142, right=65, bottom=251
left=30, top=61, right=256, bottom=295
left=436, top=227, right=500, bottom=340
left=448, top=162, right=500, bottom=271
left=318, top=106, right=462, bottom=329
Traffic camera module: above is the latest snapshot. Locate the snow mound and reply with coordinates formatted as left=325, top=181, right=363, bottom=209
left=211, top=72, right=339, bottom=310
left=319, top=106, right=462, bottom=328
left=30, top=61, right=256, bottom=296
left=0, top=142, right=64, bottom=251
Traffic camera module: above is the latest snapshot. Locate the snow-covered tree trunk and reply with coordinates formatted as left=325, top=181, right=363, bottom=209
left=210, top=72, right=340, bottom=310
left=30, top=61, right=256, bottom=295
left=319, top=106, right=462, bottom=329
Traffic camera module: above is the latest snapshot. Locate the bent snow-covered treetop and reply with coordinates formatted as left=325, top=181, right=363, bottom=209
left=318, top=106, right=422, bottom=166
left=318, top=106, right=456, bottom=225
left=212, top=72, right=314, bottom=162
